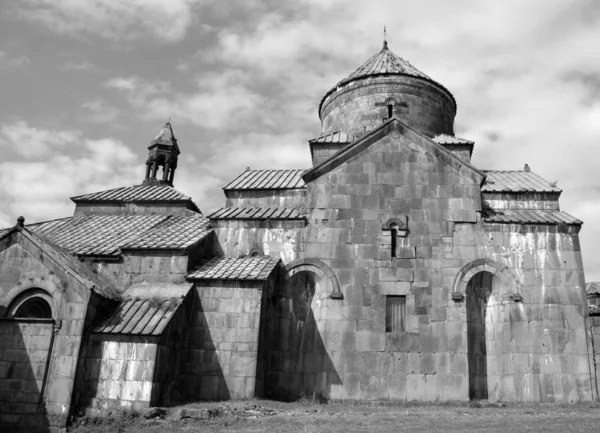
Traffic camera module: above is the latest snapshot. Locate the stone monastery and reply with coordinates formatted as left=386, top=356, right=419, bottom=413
left=2, top=40, right=600, bottom=431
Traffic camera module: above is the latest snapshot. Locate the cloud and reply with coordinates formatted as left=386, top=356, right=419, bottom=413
left=0, top=121, right=139, bottom=227
left=104, top=72, right=263, bottom=130
left=10, top=0, right=204, bottom=43
left=62, top=60, right=101, bottom=72
left=0, top=121, right=80, bottom=158
left=81, top=99, right=122, bottom=123
left=0, top=50, right=31, bottom=68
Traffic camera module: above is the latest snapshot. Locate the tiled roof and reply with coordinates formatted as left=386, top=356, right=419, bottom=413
left=339, top=42, right=431, bottom=87
left=28, top=214, right=210, bottom=256
left=18, top=227, right=119, bottom=299
left=481, top=170, right=561, bottom=193
left=93, top=283, right=192, bottom=335
left=188, top=256, right=280, bottom=281
left=71, top=185, right=194, bottom=203
left=223, top=169, right=307, bottom=190
left=209, top=207, right=305, bottom=220
left=120, top=214, right=211, bottom=250
left=482, top=209, right=581, bottom=225
left=432, top=134, right=474, bottom=145
left=309, top=131, right=354, bottom=144
left=586, top=282, right=600, bottom=295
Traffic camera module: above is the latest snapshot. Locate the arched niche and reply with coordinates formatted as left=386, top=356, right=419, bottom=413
left=452, top=258, right=521, bottom=301
left=6, top=288, right=57, bottom=319
left=284, top=258, right=342, bottom=300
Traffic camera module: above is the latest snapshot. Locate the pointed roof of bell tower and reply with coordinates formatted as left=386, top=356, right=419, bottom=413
left=339, top=40, right=431, bottom=87
left=150, top=121, right=179, bottom=152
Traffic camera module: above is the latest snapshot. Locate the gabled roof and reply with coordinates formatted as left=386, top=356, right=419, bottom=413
left=188, top=256, right=280, bottom=281
left=309, top=131, right=354, bottom=144
left=27, top=214, right=211, bottom=257
left=92, top=283, right=192, bottom=335
left=303, top=117, right=486, bottom=184
left=224, top=169, right=306, bottom=191
left=0, top=225, right=119, bottom=299
left=71, top=184, right=199, bottom=210
left=481, top=170, right=561, bottom=193
left=209, top=207, right=306, bottom=221
left=482, top=209, right=581, bottom=225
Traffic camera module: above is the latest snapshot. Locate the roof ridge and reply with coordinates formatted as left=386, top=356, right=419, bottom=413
left=19, top=227, right=120, bottom=299
left=303, top=117, right=486, bottom=184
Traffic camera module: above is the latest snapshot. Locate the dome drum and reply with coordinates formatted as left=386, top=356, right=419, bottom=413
left=320, top=74, right=456, bottom=139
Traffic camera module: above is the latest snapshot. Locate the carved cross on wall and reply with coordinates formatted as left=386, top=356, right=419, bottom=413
left=375, top=98, right=409, bottom=121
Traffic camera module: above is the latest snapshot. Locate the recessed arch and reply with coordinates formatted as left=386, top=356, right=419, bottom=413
left=284, top=258, right=342, bottom=299
left=6, top=288, right=56, bottom=319
left=453, top=258, right=521, bottom=298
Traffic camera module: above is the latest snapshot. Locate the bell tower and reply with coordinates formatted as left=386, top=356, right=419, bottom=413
left=142, top=121, right=180, bottom=187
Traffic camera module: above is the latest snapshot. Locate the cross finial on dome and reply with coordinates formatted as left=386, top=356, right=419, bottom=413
left=383, top=26, right=388, bottom=49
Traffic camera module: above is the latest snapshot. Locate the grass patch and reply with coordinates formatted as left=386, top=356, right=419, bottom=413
left=67, top=400, right=600, bottom=433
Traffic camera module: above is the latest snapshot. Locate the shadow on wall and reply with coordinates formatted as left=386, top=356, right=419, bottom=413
left=0, top=310, right=54, bottom=432
left=180, top=290, right=231, bottom=402
left=265, top=269, right=342, bottom=400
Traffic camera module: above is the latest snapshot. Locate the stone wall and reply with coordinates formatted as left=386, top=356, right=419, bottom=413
left=310, top=143, right=349, bottom=167
left=589, top=315, right=600, bottom=398
left=74, top=202, right=198, bottom=217
left=482, top=192, right=561, bottom=211
left=181, top=279, right=270, bottom=400
left=320, top=76, right=455, bottom=139
left=214, top=224, right=303, bottom=263
left=0, top=319, right=53, bottom=431
left=77, top=335, right=158, bottom=416
left=0, top=231, right=93, bottom=429
left=259, top=128, right=593, bottom=402
left=225, top=190, right=306, bottom=208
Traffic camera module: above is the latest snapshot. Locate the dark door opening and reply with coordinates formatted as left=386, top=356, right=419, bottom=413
left=466, top=271, right=493, bottom=400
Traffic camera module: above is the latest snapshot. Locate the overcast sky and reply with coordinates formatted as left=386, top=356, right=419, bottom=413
left=0, top=0, right=599, bottom=279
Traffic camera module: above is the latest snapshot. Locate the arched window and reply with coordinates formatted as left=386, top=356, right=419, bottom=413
left=14, top=297, right=53, bottom=319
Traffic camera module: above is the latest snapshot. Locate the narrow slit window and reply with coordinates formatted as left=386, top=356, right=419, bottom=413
left=386, top=295, right=406, bottom=332
left=387, top=104, right=393, bottom=118
left=391, top=227, right=397, bottom=258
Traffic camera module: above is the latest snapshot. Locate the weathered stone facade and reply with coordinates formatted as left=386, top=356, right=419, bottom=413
left=1, top=41, right=599, bottom=432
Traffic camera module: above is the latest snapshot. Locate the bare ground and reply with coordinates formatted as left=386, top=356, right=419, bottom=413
left=67, top=400, right=600, bottom=433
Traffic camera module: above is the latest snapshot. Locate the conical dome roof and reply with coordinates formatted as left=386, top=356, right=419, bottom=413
left=339, top=41, right=431, bottom=86
left=320, top=41, right=455, bottom=115
left=149, top=122, right=179, bottom=151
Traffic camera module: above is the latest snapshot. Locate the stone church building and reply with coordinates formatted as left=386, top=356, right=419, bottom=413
left=1, top=41, right=599, bottom=431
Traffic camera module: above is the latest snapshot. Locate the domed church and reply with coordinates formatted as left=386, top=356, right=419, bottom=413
left=1, top=40, right=598, bottom=431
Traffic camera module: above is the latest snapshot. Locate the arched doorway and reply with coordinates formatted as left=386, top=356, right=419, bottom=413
left=266, top=259, right=342, bottom=399
left=466, top=271, right=494, bottom=400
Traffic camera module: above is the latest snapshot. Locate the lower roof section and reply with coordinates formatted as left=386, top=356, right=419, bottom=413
left=92, top=283, right=192, bottom=336
left=482, top=209, right=582, bottom=225
left=223, top=169, right=306, bottom=191
left=26, top=213, right=211, bottom=257
left=209, top=206, right=306, bottom=220
left=188, top=256, right=280, bottom=281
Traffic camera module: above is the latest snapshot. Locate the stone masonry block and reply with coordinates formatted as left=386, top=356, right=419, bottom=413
left=356, top=332, right=385, bottom=352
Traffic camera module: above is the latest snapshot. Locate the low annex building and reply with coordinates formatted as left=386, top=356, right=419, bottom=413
left=1, top=41, right=600, bottom=431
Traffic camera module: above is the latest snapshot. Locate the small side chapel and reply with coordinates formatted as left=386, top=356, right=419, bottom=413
left=1, top=39, right=598, bottom=432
